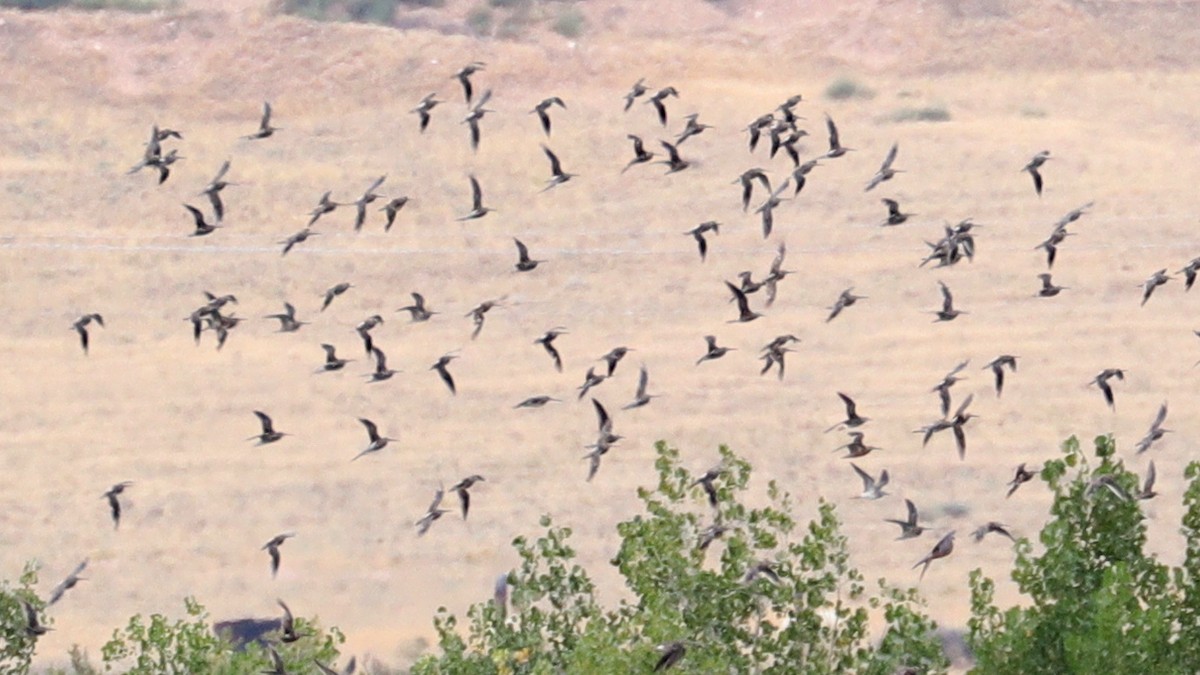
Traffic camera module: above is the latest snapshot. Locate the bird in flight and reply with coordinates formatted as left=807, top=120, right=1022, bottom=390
left=530, top=96, right=566, bottom=136
left=535, top=327, right=567, bottom=372
left=262, top=532, right=294, bottom=578
left=249, top=410, right=288, bottom=445
left=696, top=335, right=734, bottom=365
left=399, top=292, right=438, bottom=322
left=850, top=462, right=888, bottom=500
left=1090, top=368, right=1125, bottom=410
left=450, top=475, right=485, bottom=519
left=321, top=282, right=352, bottom=312
left=724, top=281, right=762, bottom=323
left=1036, top=273, right=1067, bottom=297
left=317, top=343, right=352, bottom=372
left=458, top=175, right=494, bottom=220
left=684, top=221, right=719, bottom=261
left=351, top=175, right=387, bottom=232
left=416, top=486, right=449, bottom=536
left=1141, top=268, right=1171, bottom=306
left=183, top=204, right=220, bottom=236
left=623, top=364, right=659, bottom=409
left=513, top=238, right=545, bottom=271
left=622, top=134, right=655, bottom=173
left=1007, top=462, right=1036, bottom=498
left=885, top=498, right=925, bottom=539
left=932, top=281, right=965, bottom=321
left=47, top=559, right=89, bottom=606
left=72, top=313, right=105, bottom=354
left=880, top=198, right=915, bottom=226
left=864, top=142, right=901, bottom=191
left=823, top=113, right=854, bottom=158
left=103, top=482, right=132, bottom=530
left=242, top=101, right=280, bottom=140
left=462, top=89, right=494, bottom=152
left=913, top=531, right=955, bottom=580
left=647, top=86, right=679, bottom=126
left=263, top=302, right=306, bottom=332
left=1022, top=150, right=1050, bottom=196
left=431, top=353, right=459, bottom=395
left=983, top=355, right=1018, bottom=397
left=540, top=145, right=575, bottom=191
left=454, top=61, right=486, bottom=104
left=1134, top=402, right=1170, bottom=454
left=826, top=392, right=868, bottom=432
left=623, top=77, right=648, bottom=111
left=352, top=417, right=396, bottom=461
left=826, top=288, right=865, bottom=323
left=411, top=92, right=440, bottom=133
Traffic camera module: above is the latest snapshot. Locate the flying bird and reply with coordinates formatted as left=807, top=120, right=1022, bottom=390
left=307, top=190, right=341, bottom=227
left=466, top=299, right=501, bottom=339
left=540, top=145, right=575, bottom=191
left=103, top=482, right=132, bottom=530
left=458, top=175, right=493, bottom=220
left=754, top=178, right=791, bottom=238
left=47, top=559, right=89, bottom=606
left=317, top=343, right=352, bottom=372
left=513, top=238, right=544, bottom=271
left=826, top=392, right=868, bottom=432
left=535, top=328, right=567, bottom=372
left=600, top=346, right=632, bottom=377
left=826, top=288, right=865, bottom=322
left=515, top=395, right=560, bottom=409
left=972, top=522, right=1015, bottom=543
left=1036, top=273, right=1067, bottom=297
left=462, top=89, right=494, bottom=152
left=183, top=204, right=219, bottom=236
left=734, top=168, right=771, bottom=212
left=351, top=175, right=387, bottom=232
left=1141, top=268, right=1171, bottom=306
left=657, top=140, right=690, bottom=174
left=576, top=366, right=606, bottom=400
left=21, top=600, right=50, bottom=637
left=242, top=101, right=280, bottom=140
left=622, top=364, right=658, bottom=409
left=250, top=411, right=288, bottom=445
left=367, top=346, right=397, bottom=382
left=201, top=159, right=235, bottom=221
left=654, top=641, right=686, bottom=672
left=675, top=113, right=712, bottom=145
left=416, top=486, right=449, bottom=536
left=411, top=92, right=441, bottom=133
left=823, top=113, right=853, bottom=158
left=431, top=353, right=459, bottom=395
left=262, top=532, right=294, bottom=578
left=932, top=281, right=965, bottom=321
left=1134, top=402, right=1170, bottom=454
left=454, top=62, right=486, bottom=104
left=983, top=355, right=1018, bottom=397
left=1023, top=150, right=1050, bottom=196
left=72, top=313, right=104, bottom=354
left=851, top=462, right=888, bottom=500
left=647, top=86, right=679, bottom=126
left=931, top=359, right=969, bottom=418
left=913, top=531, right=955, bottom=580
left=1007, top=462, right=1036, bottom=498
left=884, top=499, right=925, bottom=539
left=1090, top=368, right=1125, bottom=410
left=622, top=134, right=655, bottom=173
left=279, top=228, right=318, bottom=256
left=355, top=315, right=384, bottom=354
left=880, top=198, right=915, bottom=226
left=833, top=431, right=880, bottom=459
left=321, top=282, right=352, bottom=311
left=696, top=335, right=734, bottom=365
left=724, top=281, right=762, bottom=323
left=263, top=302, right=306, bottom=332
left=791, top=159, right=820, bottom=196
left=352, top=417, right=396, bottom=461
left=684, top=221, right=719, bottom=261
left=530, top=97, right=566, bottom=136
left=450, top=475, right=485, bottom=519
left=380, top=196, right=409, bottom=231
left=399, top=292, right=438, bottom=322
left=1137, top=461, right=1158, bottom=500
left=623, top=77, right=648, bottom=111
left=864, top=142, right=901, bottom=191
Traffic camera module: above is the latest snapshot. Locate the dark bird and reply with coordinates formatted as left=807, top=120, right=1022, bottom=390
left=540, top=145, right=575, bottom=191
left=355, top=315, right=383, bottom=355
left=675, top=113, right=712, bottom=145
left=263, top=645, right=286, bottom=675
left=380, top=196, right=410, bottom=232
left=277, top=599, right=303, bottom=643
left=127, top=124, right=164, bottom=175
left=264, top=302, right=306, bottom=332
left=984, top=355, right=1018, bottom=397
left=515, top=395, right=560, bottom=408
left=698, top=523, right=729, bottom=551
left=47, top=559, right=89, bottom=606
left=696, top=335, right=734, bottom=365
left=411, top=92, right=441, bottom=133
left=880, top=198, right=915, bottom=226
left=279, top=228, right=318, bottom=256
left=351, top=175, right=387, bottom=232
left=250, top=411, right=288, bottom=445
left=1090, top=368, right=1125, bottom=410
left=684, top=220, right=719, bottom=261
left=103, top=482, right=132, bottom=530
left=466, top=299, right=500, bottom=339
left=1036, top=221, right=1074, bottom=269
left=647, top=86, right=679, bottom=126
left=754, top=177, right=791, bottom=238
left=762, top=242, right=793, bottom=307
left=885, top=499, right=925, bottom=540
left=462, top=89, right=494, bottom=152
left=1007, top=462, right=1036, bottom=498
left=535, top=327, right=567, bottom=372
left=21, top=600, right=50, bottom=637
left=654, top=641, right=686, bottom=672
left=242, top=101, right=280, bottom=140
left=734, top=168, right=771, bottom=212
left=622, top=134, right=655, bottom=173
left=931, top=359, right=969, bottom=418
left=72, top=313, right=104, bottom=354
left=725, top=281, right=762, bottom=323
left=1177, top=256, right=1200, bottom=291
left=416, top=486, right=449, bottom=536
left=1023, top=150, right=1050, bottom=196
left=367, top=346, right=397, bottom=382
left=454, top=61, right=486, bottom=104
left=201, top=159, right=234, bottom=222
left=948, top=394, right=978, bottom=460
left=826, top=288, right=866, bottom=323
left=184, top=204, right=219, bottom=236
left=1037, top=272, right=1067, bottom=297
left=318, top=343, right=352, bottom=372
left=600, top=346, right=632, bottom=377
left=1141, top=268, right=1171, bottom=306
left=744, top=113, right=774, bottom=152
left=834, top=430, right=879, bottom=459
left=352, top=417, right=396, bottom=461
left=823, top=113, right=853, bottom=158
left=1137, top=461, right=1158, bottom=500
left=431, top=353, right=459, bottom=395
left=262, top=533, right=294, bottom=578
left=913, top=531, right=955, bottom=580
left=458, top=175, right=494, bottom=220
left=623, top=77, right=648, bottom=111
left=513, top=238, right=545, bottom=271
left=759, top=339, right=796, bottom=380
left=321, top=282, right=352, bottom=312
left=399, top=292, right=437, bottom=322
left=972, top=522, right=1015, bottom=543
left=1087, top=474, right=1133, bottom=502
left=791, top=158, right=820, bottom=196
left=657, top=140, right=690, bottom=174
left=307, top=191, right=341, bottom=227
left=622, top=364, right=658, bottom=409
left=576, top=366, right=606, bottom=400
left=692, top=464, right=723, bottom=508
left=826, top=392, right=868, bottom=432
left=531, top=96, right=566, bottom=136
left=864, top=142, right=901, bottom=191
left=450, top=475, right=485, bottom=519
left=932, top=281, right=965, bottom=321
left=851, top=462, right=888, bottom=500
left=145, top=148, right=183, bottom=185
left=1134, top=402, right=1170, bottom=454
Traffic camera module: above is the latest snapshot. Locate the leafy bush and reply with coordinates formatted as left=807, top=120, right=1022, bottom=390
left=411, top=442, right=949, bottom=674
left=889, top=105, right=951, bottom=123
left=465, top=5, right=493, bottom=36
left=968, top=434, right=1200, bottom=673
left=550, top=5, right=585, bottom=39
left=0, top=562, right=46, bottom=674
left=825, top=76, right=876, bottom=101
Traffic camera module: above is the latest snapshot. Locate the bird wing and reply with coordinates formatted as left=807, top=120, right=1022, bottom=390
left=469, top=176, right=483, bottom=209
left=905, top=498, right=919, bottom=525
left=593, top=398, right=612, bottom=433
left=825, top=114, right=840, bottom=148
left=359, top=417, right=380, bottom=441
left=260, top=101, right=272, bottom=128
left=881, top=142, right=898, bottom=171
left=254, top=411, right=274, bottom=434
left=838, top=392, right=857, bottom=417
left=514, top=238, right=530, bottom=262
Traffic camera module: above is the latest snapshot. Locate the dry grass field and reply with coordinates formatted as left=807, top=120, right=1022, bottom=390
left=2, top=0, right=1200, bottom=669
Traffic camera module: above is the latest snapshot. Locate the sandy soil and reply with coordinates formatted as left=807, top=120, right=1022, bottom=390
left=1, top=0, right=1199, bottom=670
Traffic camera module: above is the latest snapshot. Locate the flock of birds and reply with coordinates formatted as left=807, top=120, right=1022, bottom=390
left=20, top=56, right=1191, bottom=674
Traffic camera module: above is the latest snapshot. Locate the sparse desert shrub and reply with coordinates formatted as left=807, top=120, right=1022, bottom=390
left=968, top=434, right=1200, bottom=673
left=487, top=0, right=527, bottom=8
left=550, top=5, right=585, bottom=39
left=890, top=105, right=951, bottom=123
left=825, top=76, right=875, bottom=101
left=465, top=5, right=493, bottom=36
left=411, top=442, right=949, bottom=674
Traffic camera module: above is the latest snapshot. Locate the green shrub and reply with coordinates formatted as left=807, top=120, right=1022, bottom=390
left=968, top=434, right=1200, bottom=673
left=825, top=76, right=876, bottom=101
left=465, top=5, right=493, bottom=35
left=890, top=106, right=951, bottom=123
left=550, top=5, right=585, bottom=39
left=0, top=562, right=45, bottom=674
left=411, top=442, right=949, bottom=674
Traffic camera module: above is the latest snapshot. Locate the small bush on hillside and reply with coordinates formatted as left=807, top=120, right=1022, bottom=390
left=890, top=105, right=951, bottom=123
left=550, top=5, right=585, bottom=39
left=968, top=434, right=1200, bottom=673
left=465, top=4, right=493, bottom=36
left=0, top=0, right=174, bottom=10
left=825, top=76, right=876, bottom=101
left=411, top=442, right=950, bottom=674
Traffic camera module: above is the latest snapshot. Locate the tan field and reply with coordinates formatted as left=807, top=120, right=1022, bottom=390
left=3, top=0, right=1200, bottom=669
